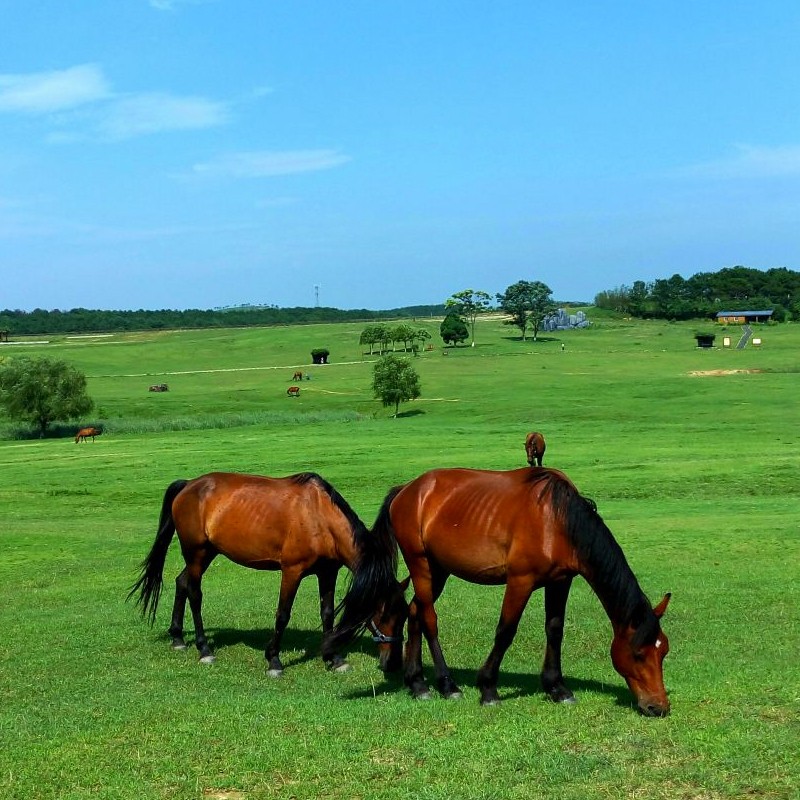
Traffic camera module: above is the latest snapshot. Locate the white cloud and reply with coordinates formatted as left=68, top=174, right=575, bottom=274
left=98, top=92, right=230, bottom=139
left=192, top=150, right=352, bottom=178
left=680, top=144, right=800, bottom=179
left=0, top=64, right=110, bottom=114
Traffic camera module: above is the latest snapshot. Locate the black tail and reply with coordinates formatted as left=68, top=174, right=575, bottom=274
left=323, top=485, right=403, bottom=656
left=127, top=479, right=189, bottom=625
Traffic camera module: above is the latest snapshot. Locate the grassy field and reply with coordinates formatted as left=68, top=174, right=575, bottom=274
left=1, top=312, right=798, bottom=799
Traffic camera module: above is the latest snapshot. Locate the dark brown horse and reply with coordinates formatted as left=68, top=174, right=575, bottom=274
left=75, top=426, right=102, bottom=443
left=524, top=431, right=546, bottom=466
left=326, top=467, right=671, bottom=715
left=129, top=472, right=406, bottom=676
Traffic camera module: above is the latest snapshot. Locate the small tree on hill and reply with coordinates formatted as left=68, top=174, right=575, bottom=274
left=445, top=289, right=492, bottom=346
left=372, top=354, right=421, bottom=417
left=440, top=313, right=469, bottom=346
left=0, top=356, right=94, bottom=436
left=496, top=280, right=555, bottom=341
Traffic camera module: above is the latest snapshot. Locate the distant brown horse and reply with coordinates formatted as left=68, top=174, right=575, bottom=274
left=75, top=426, right=102, bottom=443
left=129, top=472, right=407, bottom=676
left=287, top=386, right=300, bottom=397
left=525, top=431, right=546, bottom=466
left=326, top=467, right=671, bottom=715
left=292, top=371, right=303, bottom=381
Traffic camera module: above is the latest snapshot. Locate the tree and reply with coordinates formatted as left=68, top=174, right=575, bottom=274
left=0, top=356, right=94, bottom=436
left=440, top=313, right=469, bottom=346
left=496, top=280, right=555, bottom=341
left=372, top=354, right=421, bottom=417
left=444, top=289, right=492, bottom=346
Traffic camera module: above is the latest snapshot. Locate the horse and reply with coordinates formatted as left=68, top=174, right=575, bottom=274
left=525, top=431, right=546, bottom=466
left=325, top=467, right=671, bottom=716
left=128, top=471, right=407, bottom=676
left=149, top=384, right=169, bottom=392
left=292, top=371, right=303, bottom=381
left=287, top=386, right=300, bottom=397
left=75, top=426, right=102, bottom=443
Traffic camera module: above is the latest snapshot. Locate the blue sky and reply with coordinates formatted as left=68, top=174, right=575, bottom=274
left=2, top=1, right=799, bottom=311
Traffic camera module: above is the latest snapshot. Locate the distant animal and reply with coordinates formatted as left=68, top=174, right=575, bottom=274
left=326, top=467, right=671, bottom=715
left=287, top=386, right=300, bottom=397
left=149, top=384, right=169, bottom=392
left=292, top=371, right=303, bottom=381
left=128, top=471, right=407, bottom=675
left=75, top=426, right=102, bottom=443
left=525, top=431, right=546, bottom=466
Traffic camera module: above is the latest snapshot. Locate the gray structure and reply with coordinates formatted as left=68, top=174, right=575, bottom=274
left=541, top=309, right=591, bottom=332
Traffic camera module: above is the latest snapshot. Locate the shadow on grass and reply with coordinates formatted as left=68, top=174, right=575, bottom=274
left=339, top=663, right=632, bottom=708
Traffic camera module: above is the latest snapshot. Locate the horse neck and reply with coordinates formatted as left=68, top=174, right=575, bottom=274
left=561, top=489, right=651, bottom=630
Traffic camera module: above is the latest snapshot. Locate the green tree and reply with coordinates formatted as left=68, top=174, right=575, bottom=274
left=371, top=354, right=421, bottom=417
left=444, top=289, right=492, bottom=347
left=496, top=280, right=555, bottom=340
left=0, top=356, right=94, bottom=436
left=440, top=313, right=469, bottom=346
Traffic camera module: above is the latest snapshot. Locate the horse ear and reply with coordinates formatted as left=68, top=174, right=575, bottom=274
left=653, top=592, right=671, bottom=618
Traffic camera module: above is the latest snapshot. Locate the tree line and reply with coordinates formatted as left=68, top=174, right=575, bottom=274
left=593, top=266, right=800, bottom=321
left=0, top=304, right=447, bottom=337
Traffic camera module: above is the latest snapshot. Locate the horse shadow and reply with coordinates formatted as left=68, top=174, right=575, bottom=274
left=341, top=663, right=632, bottom=709
left=177, top=625, right=387, bottom=670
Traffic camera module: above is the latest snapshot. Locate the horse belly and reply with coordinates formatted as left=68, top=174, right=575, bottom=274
left=426, top=536, right=508, bottom=585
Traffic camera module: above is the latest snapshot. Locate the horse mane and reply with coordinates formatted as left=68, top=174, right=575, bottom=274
left=291, top=472, right=370, bottom=546
left=532, top=471, right=659, bottom=644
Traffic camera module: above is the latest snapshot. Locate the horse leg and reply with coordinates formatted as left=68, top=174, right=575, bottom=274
left=541, top=577, right=576, bottom=704
left=264, top=567, right=302, bottom=677
left=406, top=568, right=460, bottom=700
left=475, top=576, right=536, bottom=706
left=185, top=550, right=217, bottom=663
left=168, top=567, right=190, bottom=650
left=317, top=564, right=349, bottom=673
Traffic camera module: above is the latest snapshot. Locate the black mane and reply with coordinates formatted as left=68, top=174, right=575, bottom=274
left=533, top=471, right=658, bottom=640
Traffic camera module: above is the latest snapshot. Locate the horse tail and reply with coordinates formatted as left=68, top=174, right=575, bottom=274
left=323, top=485, right=403, bottom=656
left=127, top=479, right=189, bottom=625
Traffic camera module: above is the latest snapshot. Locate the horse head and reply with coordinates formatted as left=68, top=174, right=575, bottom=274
left=368, top=576, right=410, bottom=673
left=610, top=593, right=671, bottom=716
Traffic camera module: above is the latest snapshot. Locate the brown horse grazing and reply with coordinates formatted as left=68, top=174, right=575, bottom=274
left=129, top=472, right=407, bottom=676
left=292, top=371, right=303, bottom=381
left=325, top=467, right=671, bottom=715
left=75, top=426, right=102, bottom=443
left=287, top=386, right=300, bottom=397
left=524, top=431, right=546, bottom=466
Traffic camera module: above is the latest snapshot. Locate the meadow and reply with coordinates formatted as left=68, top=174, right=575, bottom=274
left=1, top=312, right=798, bottom=800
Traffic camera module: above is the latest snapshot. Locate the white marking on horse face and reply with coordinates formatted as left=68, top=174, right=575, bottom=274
left=655, top=638, right=663, bottom=649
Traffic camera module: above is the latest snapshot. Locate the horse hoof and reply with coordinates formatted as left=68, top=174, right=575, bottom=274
left=266, top=668, right=284, bottom=678
left=332, top=662, right=351, bottom=674
left=199, top=655, right=216, bottom=665
left=481, top=698, right=501, bottom=707
left=414, top=691, right=433, bottom=701
left=559, top=695, right=578, bottom=705
left=444, top=691, right=463, bottom=701
left=171, top=643, right=188, bottom=651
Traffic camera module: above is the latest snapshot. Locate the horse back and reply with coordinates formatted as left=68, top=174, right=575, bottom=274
left=171, top=472, right=355, bottom=569
left=389, top=467, right=577, bottom=583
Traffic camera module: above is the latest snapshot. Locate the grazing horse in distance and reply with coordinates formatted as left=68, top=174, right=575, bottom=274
left=326, top=466, right=671, bottom=715
left=525, top=431, right=546, bottom=466
left=128, top=471, right=407, bottom=676
left=75, top=426, right=102, bottom=443
left=292, top=371, right=303, bottom=381
left=287, top=386, right=300, bottom=397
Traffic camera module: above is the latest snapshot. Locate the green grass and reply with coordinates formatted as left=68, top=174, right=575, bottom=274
left=1, top=314, right=798, bottom=799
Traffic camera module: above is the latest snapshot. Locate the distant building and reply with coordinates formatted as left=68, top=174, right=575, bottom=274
left=715, top=310, right=773, bottom=324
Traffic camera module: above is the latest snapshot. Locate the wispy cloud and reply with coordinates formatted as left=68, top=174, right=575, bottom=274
left=99, top=93, right=230, bottom=139
left=191, top=150, right=352, bottom=178
left=149, top=0, right=217, bottom=11
left=679, top=144, right=800, bottom=179
left=0, top=64, right=232, bottom=141
left=0, top=64, right=110, bottom=114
